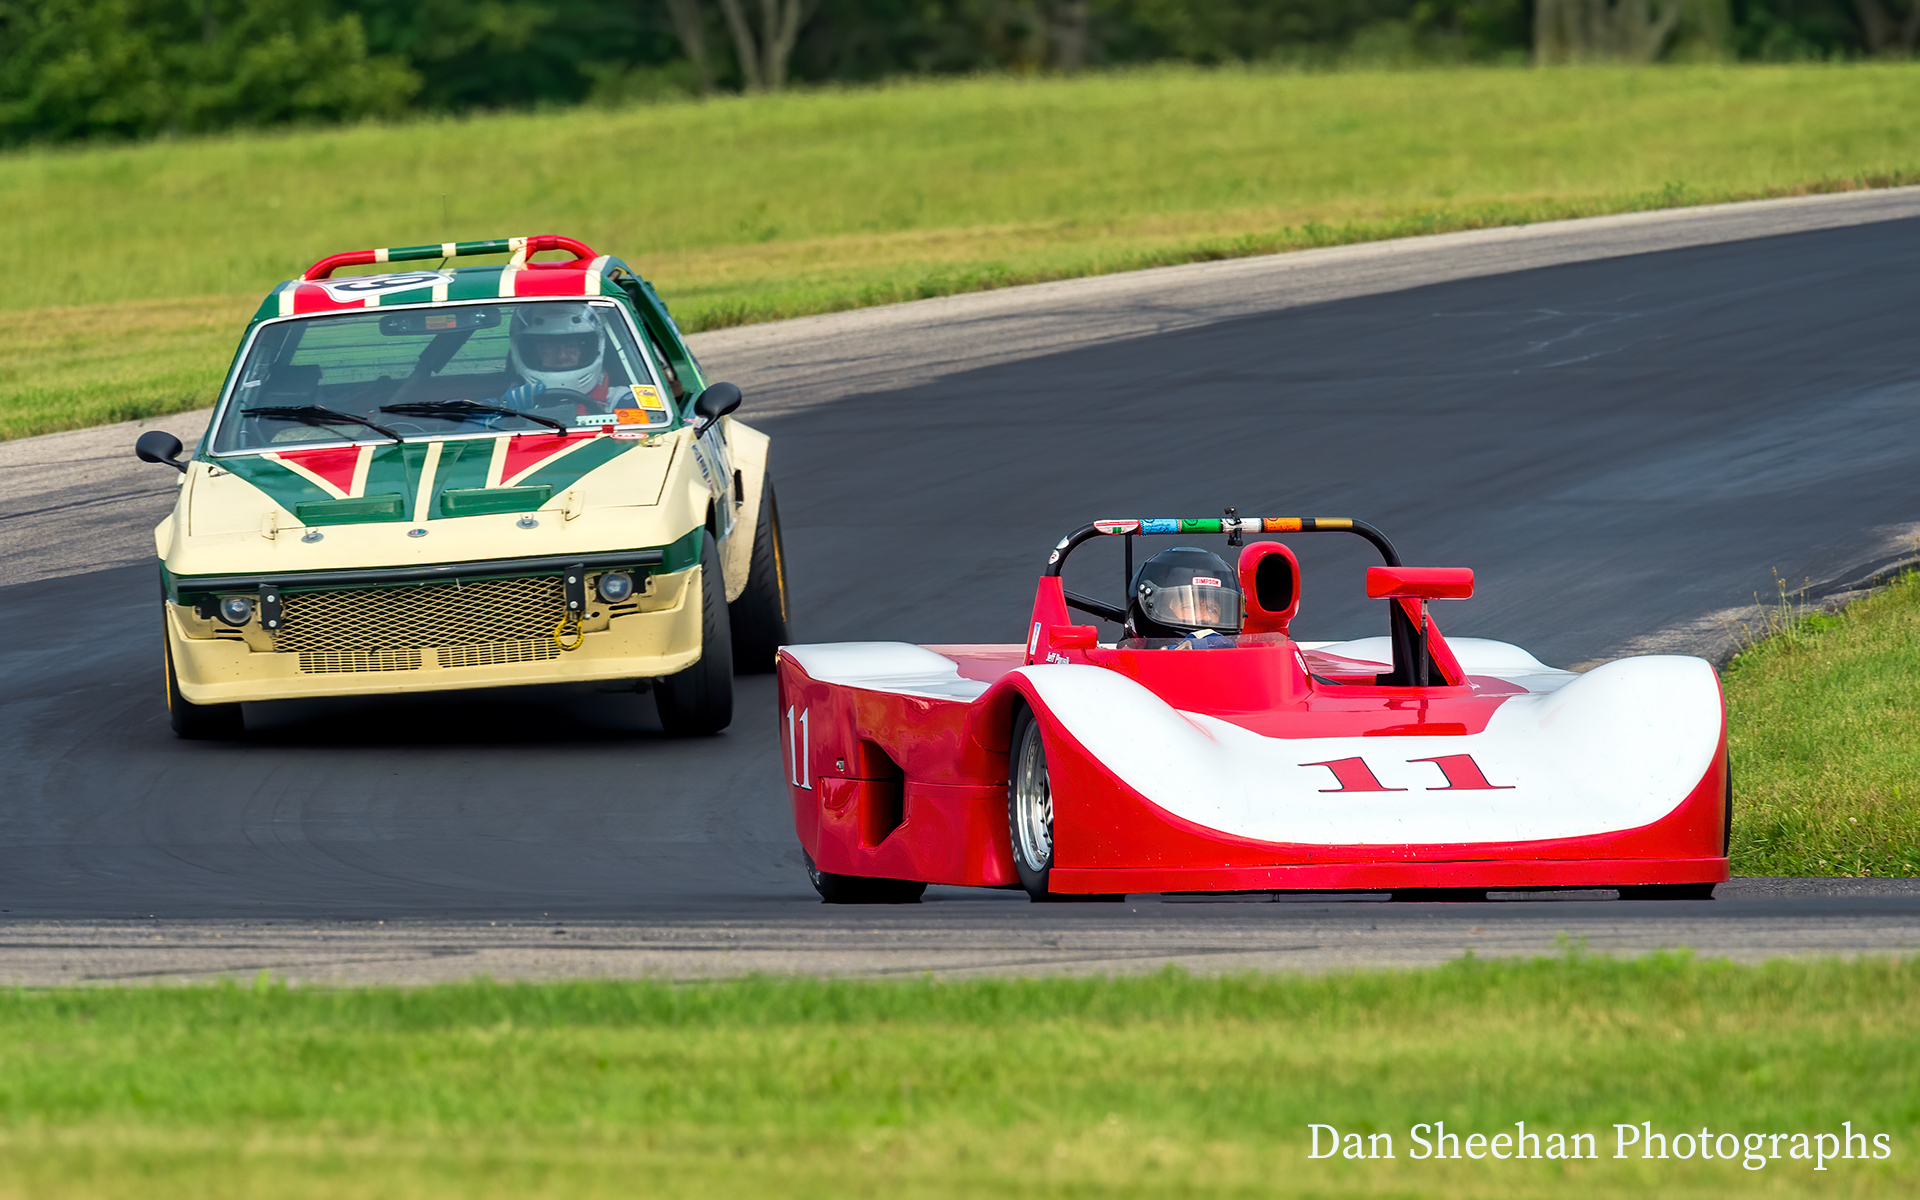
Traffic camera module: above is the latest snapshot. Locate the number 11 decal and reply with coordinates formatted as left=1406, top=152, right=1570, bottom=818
left=785, top=705, right=812, bottom=789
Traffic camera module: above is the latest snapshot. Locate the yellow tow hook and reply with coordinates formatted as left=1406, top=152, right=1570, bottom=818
left=552, top=612, right=586, bottom=652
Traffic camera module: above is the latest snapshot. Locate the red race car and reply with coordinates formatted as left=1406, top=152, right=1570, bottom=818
left=776, top=516, right=1729, bottom=903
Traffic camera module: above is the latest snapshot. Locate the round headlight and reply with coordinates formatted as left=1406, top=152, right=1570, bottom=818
left=596, top=572, right=634, bottom=604
left=217, top=595, right=255, bottom=626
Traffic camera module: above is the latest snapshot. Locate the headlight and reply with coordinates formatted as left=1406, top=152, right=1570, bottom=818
left=596, top=572, right=634, bottom=603
left=217, top=595, right=255, bottom=626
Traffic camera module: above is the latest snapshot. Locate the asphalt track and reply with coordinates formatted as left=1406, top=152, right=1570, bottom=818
left=5, top=193, right=1920, bottom=982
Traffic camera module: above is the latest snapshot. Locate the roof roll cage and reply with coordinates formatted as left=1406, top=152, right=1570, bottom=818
left=1044, top=516, right=1401, bottom=578
left=301, top=235, right=600, bottom=281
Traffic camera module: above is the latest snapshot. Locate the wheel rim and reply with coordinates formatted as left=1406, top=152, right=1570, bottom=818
left=1012, top=722, right=1052, bottom=870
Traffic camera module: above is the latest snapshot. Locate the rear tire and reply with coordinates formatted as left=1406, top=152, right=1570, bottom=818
left=653, top=532, right=734, bottom=736
left=165, top=636, right=244, bottom=740
left=728, top=476, right=791, bottom=674
left=804, top=850, right=926, bottom=904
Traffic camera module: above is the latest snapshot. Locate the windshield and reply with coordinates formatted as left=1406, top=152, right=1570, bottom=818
left=209, top=299, right=672, bottom=454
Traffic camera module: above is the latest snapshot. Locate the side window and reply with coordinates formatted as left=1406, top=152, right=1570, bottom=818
left=644, top=325, right=686, bottom=401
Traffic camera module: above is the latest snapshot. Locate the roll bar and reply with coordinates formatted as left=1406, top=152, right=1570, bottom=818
left=1044, top=516, right=1401, bottom=576
left=301, top=235, right=599, bottom=281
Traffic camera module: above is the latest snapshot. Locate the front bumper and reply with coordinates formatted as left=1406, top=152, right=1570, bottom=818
left=167, top=564, right=704, bottom=705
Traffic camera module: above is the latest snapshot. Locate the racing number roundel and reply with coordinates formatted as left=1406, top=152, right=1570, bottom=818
left=316, top=272, right=451, bottom=303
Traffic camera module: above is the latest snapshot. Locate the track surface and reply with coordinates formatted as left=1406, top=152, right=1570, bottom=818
left=6, top=198, right=1920, bottom=977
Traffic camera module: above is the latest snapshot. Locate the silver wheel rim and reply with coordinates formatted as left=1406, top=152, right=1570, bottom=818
left=1013, top=722, right=1052, bottom=870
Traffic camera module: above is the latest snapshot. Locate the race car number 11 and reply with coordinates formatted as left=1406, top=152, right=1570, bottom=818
left=785, top=705, right=813, bottom=790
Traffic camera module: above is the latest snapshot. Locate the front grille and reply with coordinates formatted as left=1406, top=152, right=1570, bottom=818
left=279, top=576, right=565, bottom=673
left=300, top=649, right=424, bottom=674
left=438, top=638, right=559, bottom=670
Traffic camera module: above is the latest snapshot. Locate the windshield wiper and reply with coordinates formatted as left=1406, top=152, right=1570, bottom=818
left=243, top=405, right=406, bottom=443
left=378, top=399, right=567, bottom=434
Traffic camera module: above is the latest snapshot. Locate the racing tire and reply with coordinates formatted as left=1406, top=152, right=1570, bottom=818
left=1008, top=706, right=1055, bottom=900
left=727, top=476, right=791, bottom=674
left=653, top=531, right=734, bottom=736
left=803, top=850, right=926, bottom=904
left=1006, top=707, right=1125, bottom=903
left=1618, top=883, right=1717, bottom=901
left=165, top=635, right=244, bottom=740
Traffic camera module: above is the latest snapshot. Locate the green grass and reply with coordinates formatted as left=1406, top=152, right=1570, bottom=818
left=1726, top=570, right=1920, bottom=878
left=5, top=62, right=1920, bottom=439
left=0, top=955, right=1913, bottom=1197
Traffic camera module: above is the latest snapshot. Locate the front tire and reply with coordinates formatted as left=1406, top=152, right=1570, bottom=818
left=1009, top=706, right=1055, bottom=900
left=728, top=476, right=791, bottom=674
left=803, top=850, right=926, bottom=904
left=165, top=636, right=243, bottom=740
left=653, top=531, right=734, bottom=736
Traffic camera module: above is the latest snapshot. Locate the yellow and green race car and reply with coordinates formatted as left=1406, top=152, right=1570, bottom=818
left=135, top=235, right=787, bottom=739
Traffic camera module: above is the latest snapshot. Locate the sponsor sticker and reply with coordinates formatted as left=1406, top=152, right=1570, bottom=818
left=610, top=430, right=647, bottom=440
left=1193, top=576, right=1222, bottom=587
left=614, top=408, right=648, bottom=425
left=424, top=312, right=458, bottom=330
left=628, top=384, right=662, bottom=403
left=1095, top=519, right=1141, bottom=535
left=1141, top=519, right=1179, bottom=534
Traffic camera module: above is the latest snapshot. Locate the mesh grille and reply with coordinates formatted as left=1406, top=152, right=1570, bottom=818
left=438, top=638, right=560, bottom=670
left=279, top=576, right=565, bottom=673
left=299, top=649, right=424, bottom=674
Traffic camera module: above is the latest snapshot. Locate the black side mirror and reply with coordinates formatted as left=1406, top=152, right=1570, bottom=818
left=691, top=382, right=742, bottom=431
left=135, top=430, right=188, bottom=474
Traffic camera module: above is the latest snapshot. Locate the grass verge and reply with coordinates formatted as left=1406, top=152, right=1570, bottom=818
left=1726, top=570, right=1920, bottom=878
left=5, top=63, right=1920, bottom=439
left=0, top=954, right=1913, bottom=1198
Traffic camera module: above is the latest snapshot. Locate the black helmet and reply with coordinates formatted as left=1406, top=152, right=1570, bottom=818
left=1125, top=547, right=1243, bottom=640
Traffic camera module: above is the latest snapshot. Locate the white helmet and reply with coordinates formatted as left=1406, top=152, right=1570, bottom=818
left=508, top=303, right=605, bottom=394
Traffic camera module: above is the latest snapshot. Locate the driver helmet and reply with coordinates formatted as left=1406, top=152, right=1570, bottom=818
left=508, top=302, right=605, bottom=394
left=1125, top=547, right=1244, bottom=640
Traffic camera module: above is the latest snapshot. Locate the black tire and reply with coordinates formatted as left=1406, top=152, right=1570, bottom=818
left=728, top=476, right=791, bottom=674
left=165, top=634, right=244, bottom=740
left=653, top=531, right=734, bottom=736
left=1619, top=883, right=1718, bottom=901
left=1008, top=706, right=1054, bottom=900
left=803, top=850, right=926, bottom=904
left=1004, top=707, right=1126, bottom=903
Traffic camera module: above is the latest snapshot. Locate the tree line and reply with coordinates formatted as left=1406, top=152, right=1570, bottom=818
left=1, top=0, right=1910, bottom=147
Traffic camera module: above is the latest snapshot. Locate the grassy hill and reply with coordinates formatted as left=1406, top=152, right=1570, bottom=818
left=5, top=62, right=1920, bottom=438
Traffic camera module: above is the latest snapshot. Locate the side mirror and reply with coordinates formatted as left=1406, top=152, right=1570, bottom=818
left=135, top=430, right=188, bottom=474
left=691, top=382, right=742, bottom=430
left=1365, top=566, right=1474, bottom=602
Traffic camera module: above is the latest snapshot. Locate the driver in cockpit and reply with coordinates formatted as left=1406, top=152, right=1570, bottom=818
left=1124, top=547, right=1243, bottom=648
left=499, top=302, right=611, bottom=411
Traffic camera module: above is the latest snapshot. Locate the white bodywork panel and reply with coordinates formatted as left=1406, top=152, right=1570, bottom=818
left=1016, top=655, right=1719, bottom=845
left=783, top=639, right=1719, bottom=846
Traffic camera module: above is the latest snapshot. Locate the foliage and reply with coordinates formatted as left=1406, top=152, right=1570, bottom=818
left=7, top=63, right=1920, bottom=439
left=0, top=956, right=1914, bottom=1196
left=3, top=1, right=1914, bottom=146
left=0, top=0, right=418, bottom=144
left=1725, top=569, right=1920, bottom=877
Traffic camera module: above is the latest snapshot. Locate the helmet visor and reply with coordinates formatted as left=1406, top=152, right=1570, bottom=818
left=1141, top=582, right=1241, bottom=632
left=519, top=333, right=600, bottom=372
